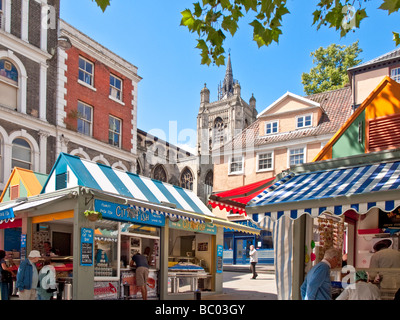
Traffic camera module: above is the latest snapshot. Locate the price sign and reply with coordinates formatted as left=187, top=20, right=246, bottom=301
left=81, top=228, right=94, bottom=266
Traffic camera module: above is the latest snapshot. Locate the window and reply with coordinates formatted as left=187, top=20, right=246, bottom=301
left=78, top=57, right=94, bottom=86
left=204, top=170, right=213, bottom=197
left=229, top=156, right=244, bottom=174
left=391, top=67, right=400, bottom=83
left=0, top=59, right=18, bottom=110
left=153, top=165, right=167, bottom=182
left=289, top=148, right=305, bottom=166
left=12, top=138, right=31, bottom=170
left=180, top=168, right=194, bottom=190
left=109, top=116, right=121, bottom=147
left=213, top=117, right=224, bottom=145
left=0, top=0, right=3, bottom=30
left=265, top=121, right=278, bottom=135
left=110, top=74, right=122, bottom=101
left=257, top=152, right=273, bottom=171
left=77, top=101, right=92, bottom=136
left=297, top=115, right=312, bottom=129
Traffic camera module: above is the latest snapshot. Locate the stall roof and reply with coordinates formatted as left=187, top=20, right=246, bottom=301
left=246, top=159, right=400, bottom=221
left=208, top=177, right=276, bottom=215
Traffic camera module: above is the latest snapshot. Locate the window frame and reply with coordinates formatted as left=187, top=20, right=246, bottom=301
left=78, top=56, right=95, bottom=88
left=108, top=115, right=122, bottom=148
left=77, top=101, right=93, bottom=137
left=265, top=120, right=279, bottom=135
left=109, top=74, right=123, bottom=102
left=228, top=155, right=244, bottom=175
left=288, top=147, right=306, bottom=167
left=256, top=151, right=274, bottom=172
left=11, top=138, right=32, bottom=170
left=296, top=114, right=313, bottom=129
left=391, top=66, right=400, bottom=83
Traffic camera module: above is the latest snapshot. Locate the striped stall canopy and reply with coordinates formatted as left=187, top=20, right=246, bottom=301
left=247, top=160, right=400, bottom=220
left=42, top=153, right=213, bottom=223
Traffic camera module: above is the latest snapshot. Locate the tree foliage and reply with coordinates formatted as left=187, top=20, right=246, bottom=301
left=92, top=0, right=400, bottom=66
left=301, top=41, right=363, bottom=95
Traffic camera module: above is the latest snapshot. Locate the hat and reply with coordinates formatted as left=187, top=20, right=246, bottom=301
left=28, top=250, right=41, bottom=258
left=355, top=271, right=368, bottom=282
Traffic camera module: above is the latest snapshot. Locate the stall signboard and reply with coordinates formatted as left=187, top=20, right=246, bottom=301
left=0, top=207, right=14, bottom=222
left=169, top=219, right=217, bottom=234
left=95, top=199, right=165, bottom=227
left=216, top=245, right=223, bottom=274
left=81, top=228, right=94, bottom=266
left=21, top=234, right=27, bottom=260
left=379, top=206, right=400, bottom=228
left=94, top=281, right=119, bottom=300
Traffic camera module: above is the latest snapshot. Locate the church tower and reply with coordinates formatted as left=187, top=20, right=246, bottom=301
left=197, top=54, right=258, bottom=156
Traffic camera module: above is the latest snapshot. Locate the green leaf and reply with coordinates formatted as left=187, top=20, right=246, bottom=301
left=93, top=0, right=110, bottom=12
left=394, top=32, right=400, bottom=46
left=379, top=0, right=400, bottom=15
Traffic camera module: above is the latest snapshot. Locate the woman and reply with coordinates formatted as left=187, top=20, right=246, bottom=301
left=0, top=250, right=13, bottom=300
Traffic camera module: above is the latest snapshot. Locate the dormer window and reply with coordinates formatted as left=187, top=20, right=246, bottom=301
left=265, top=121, right=278, bottom=135
left=296, top=114, right=312, bottom=129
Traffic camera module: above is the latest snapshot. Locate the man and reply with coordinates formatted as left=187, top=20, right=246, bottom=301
left=336, top=270, right=380, bottom=300
left=249, top=245, right=258, bottom=279
left=16, top=250, right=41, bottom=300
left=130, top=252, right=149, bottom=300
left=369, top=240, right=400, bottom=287
left=301, top=248, right=341, bottom=300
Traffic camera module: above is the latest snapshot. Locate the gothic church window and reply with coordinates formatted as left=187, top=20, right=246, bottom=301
left=12, top=138, right=31, bottom=170
left=213, top=117, right=224, bottom=144
left=0, top=59, right=18, bottom=110
left=153, top=164, right=167, bottom=182
left=180, top=168, right=193, bottom=190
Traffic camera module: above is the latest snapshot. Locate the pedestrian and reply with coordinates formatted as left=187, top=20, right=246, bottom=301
left=130, top=252, right=149, bottom=300
left=336, top=270, right=380, bottom=300
left=37, top=258, right=57, bottom=300
left=43, top=241, right=57, bottom=257
left=300, top=248, right=341, bottom=300
left=0, top=250, right=13, bottom=300
left=249, top=245, right=258, bottom=279
left=16, top=250, right=41, bottom=300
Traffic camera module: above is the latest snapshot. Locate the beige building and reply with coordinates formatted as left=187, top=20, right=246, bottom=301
left=212, top=86, right=353, bottom=203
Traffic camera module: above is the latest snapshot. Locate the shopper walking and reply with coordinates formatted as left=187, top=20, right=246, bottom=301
left=300, top=248, right=341, bottom=300
left=0, top=250, right=13, bottom=300
left=249, top=245, right=258, bottom=279
left=16, top=250, right=41, bottom=300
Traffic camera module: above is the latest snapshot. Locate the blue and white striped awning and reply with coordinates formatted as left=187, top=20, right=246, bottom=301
left=42, top=153, right=213, bottom=223
left=246, top=160, right=400, bottom=220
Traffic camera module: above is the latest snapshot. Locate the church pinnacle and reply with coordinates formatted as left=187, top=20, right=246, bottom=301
left=218, top=53, right=237, bottom=100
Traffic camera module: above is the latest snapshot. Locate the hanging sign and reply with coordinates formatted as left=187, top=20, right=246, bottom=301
left=81, top=228, right=94, bottom=266
left=95, top=199, right=165, bottom=227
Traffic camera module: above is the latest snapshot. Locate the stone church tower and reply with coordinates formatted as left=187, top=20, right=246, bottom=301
left=197, top=54, right=258, bottom=157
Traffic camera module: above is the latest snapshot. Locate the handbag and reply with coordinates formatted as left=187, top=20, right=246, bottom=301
left=1, top=269, right=12, bottom=283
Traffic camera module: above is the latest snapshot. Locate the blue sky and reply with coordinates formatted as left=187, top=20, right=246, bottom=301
left=61, top=0, right=399, bottom=153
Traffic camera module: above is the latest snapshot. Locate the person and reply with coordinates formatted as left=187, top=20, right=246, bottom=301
left=16, top=250, right=41, bottom=300
left=43, top=241, right=57, bottom=257
left=249, top=245, right=258, bottom=279
left=0, top=250, right=14, bottom=300
left=368, top=240, right=400, bottom=287
left=336, top=270, right=380, bottom=300
left=37, top=258, right=57, bottom=300
left=300, top=248, right=341, bottom=300
left=130, top=252, right=149, bottom=300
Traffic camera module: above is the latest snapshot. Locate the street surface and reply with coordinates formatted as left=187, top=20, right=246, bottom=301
left=203, top=271, right=277, bottom=300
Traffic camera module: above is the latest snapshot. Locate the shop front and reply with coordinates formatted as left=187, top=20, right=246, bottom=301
left=246, top=153, right=400, bottom=300
left=0, top=153, right=260, bottom=300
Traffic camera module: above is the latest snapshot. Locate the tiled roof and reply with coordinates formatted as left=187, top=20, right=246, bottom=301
left=349, top=47, right=400, bottom=72
left=217, top=85, right=352, bottom=152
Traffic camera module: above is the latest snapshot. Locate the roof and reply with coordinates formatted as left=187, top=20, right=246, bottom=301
left=246, top=159, right=400, bottom=220
left=208, top=177, right=276, bottom=215
left=0, top=168, right=48, bottom=202
left=42, top=153, right=213, bottom=219
left=218, top=85, right=352, bottom=153
left=349, top=47, right=400, bottom=73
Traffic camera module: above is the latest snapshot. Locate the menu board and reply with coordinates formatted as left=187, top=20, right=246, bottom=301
left=81, top=228, right=94, bottom=266
left=216, top=245, right=223, bottom=274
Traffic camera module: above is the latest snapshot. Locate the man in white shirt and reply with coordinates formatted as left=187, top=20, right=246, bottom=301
left=249, top=245, right=258, bottom=279
left=336, top=271, right=380, bottom=300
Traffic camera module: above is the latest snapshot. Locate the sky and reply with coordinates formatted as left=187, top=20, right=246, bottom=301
left=60, top=0, right=399, bottom=153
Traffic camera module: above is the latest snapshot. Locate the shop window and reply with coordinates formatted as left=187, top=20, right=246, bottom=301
left=94, top=220, right=119, bottom=278
left=11, top=138, right=31, bottom=170
left=0, top=59, right=18, bottom=110
left=180, top=167, right=193, bottom=190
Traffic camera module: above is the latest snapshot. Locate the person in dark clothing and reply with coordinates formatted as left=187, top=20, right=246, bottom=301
left=130, top=252, right=149, bottom=300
